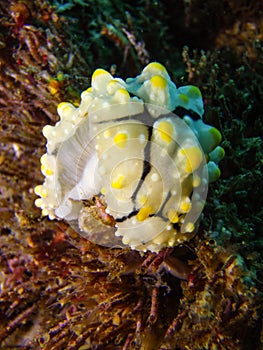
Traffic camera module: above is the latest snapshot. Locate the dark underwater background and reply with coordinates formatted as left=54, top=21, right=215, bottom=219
left=0, top=1, right=262, bottom=349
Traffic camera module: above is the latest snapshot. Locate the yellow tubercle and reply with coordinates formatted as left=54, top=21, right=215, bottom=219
left=136, top=206, right=152, bottom=222
left=114, top=132, right=128, bottom=148
left=153, top=234, right=166, bottom=245
left=45, top=168, right=54, bottom=176
left=42, top=208, right=53, bottom=218
left=41, top=164, right=53, bottom=176
left=150, top=75, right=167, bottom=89
left=35, top=198, right=43, bottom=208
left=40, top=154, right=47, bottom=163
left=100, top=187, right=106, bottom=195
left=188, top=86, right=202, bottom=98
left=34, top=185, right=42, bottom=196
left=122, top=236, right=130, bottom=245
left=178, top=93, right=189, bottom=104
left=57, top=102, right=75, bottom=119
left=103, top=129, right=111, bottom=139
left=114, top=88, right=130, bottom=103
left=139, top=194, right=148, bottom=205
left=42, top=125, right=53, bottom=138
left=41, top=188, right=48, bottom=198
left=180, top=146, right=203, bottom=173
left=111, top=174, right=125, bottom=189
left=208, top=165, right=221, bottom=182
left=180, top=199, right=191, bottom=213
left=168, top=238, right=176, bottom=247
left=210, top=127, right=222, bottom=145
left=184, top=222, right=195, bottom=233
left=144, top=62, right=167, bottom=75
left=167, top=209, right=179, bottom=223
left=157, top=121, right=174, bottom=143
left=34, top=185, right=48, bottom=198
left=92, top=68, right=108, bottom=79
left=193, top=176, right=201, bottom=187
left=106, top=80, right=122, bottom=94
left=92, top=69, right=113, bottom=89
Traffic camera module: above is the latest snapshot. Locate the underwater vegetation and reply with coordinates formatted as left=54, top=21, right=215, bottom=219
left=0, top=0, right=262, bottom=349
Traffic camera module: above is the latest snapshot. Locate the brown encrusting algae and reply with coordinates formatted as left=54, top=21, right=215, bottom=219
left=0, top=1, right=262, bottom=349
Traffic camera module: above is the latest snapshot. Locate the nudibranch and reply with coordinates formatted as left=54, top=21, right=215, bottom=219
left=35, top=62, right=224, bottom=252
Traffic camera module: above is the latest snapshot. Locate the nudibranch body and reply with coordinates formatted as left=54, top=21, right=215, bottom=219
left=35, top=62, right=224, bottom=252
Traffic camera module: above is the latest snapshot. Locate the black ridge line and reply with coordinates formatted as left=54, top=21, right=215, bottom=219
left=155, top=191, right=172, bottom=220
left=115, top=123, right=153, bottom=223
left=91, top=105, right=153, bottom=125
left=96, top=106, right=191, bottom=224
left=131, top=125, right=153, bottom=203
left=173, top=106, right=201, bottom=120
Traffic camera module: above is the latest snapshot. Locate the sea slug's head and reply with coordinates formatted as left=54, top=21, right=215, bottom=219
left=35, top=62, right=224, bottom=252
